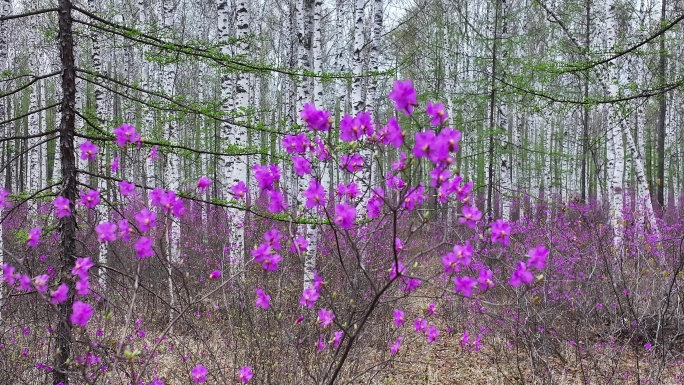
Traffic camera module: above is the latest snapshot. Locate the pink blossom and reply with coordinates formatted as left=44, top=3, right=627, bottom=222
left=119, top=181, right=135, bottom=196
left=80, top=141, right=98, bottom=162
left=71, top=301, right=94, bottom=327
left=426, top=101, right=448, bottom=125
left=27, top=228, right=41, bottom=247
left=388, top=79, right=418, bottom=115
left=318, top=308, right=335, bottom=327
left=95, top=222, right=117, bottom=242
left=50, top=283, right=68, bottom=305
left=80, top=189, right=100, bottom=209
left=135, top=237, right=154, bottom=259
left=238, top=366, right=253, bottom=383
left=255, top=288, right=271, bottom=309
left=197, top=176, right=212, bottom=193
left=53, top=196, right=71, bottom=218
left=191, top=364, right=207, bottom=383
left=33, top=274, right=50, bottom=293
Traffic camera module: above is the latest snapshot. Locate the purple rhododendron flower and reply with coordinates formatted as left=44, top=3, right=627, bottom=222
left=300, top=286, right=319, bottom=308
left=149, top=188, right=165, bottom=206
left=303, top=179, right=326, bottom=209
left=231, top=181, right=248, bottom=200
left=51, top=283, right=68, bottom=305
left=76, top=279, right=90, bottom=296
left=318, top=308, right=335, bottom=327
left=292, top=155, right=312, bottom=176
left=149, top=145, right=160, bottom=162
left=266, top=190, right=287, bottom=213
left=333, top=330, right=344, bottom=348
left=393, top=309, right=405, bottom=327
left=509, top=261, right=534, bottom=287
left=135, top=237, right=154, bottom=259
left=427, top=325, right=440, bottom=343
left=527, top=245, right=549, bottom=270
left=27, top=228, right=41, bottom=247
left=71, top=301, right=94, bottom=327
left=253, top=164, right=281, bottom=191
left=18, top=274, right=32, bottom=292
left=239, top=366, right=253, bottom=383
left=430, top=167, right=451, bottom=188
left=135, top=208, right=157, bottom=232
left=333, top=203, right=356, bottom=229
left=255, top=288, right=271, bottom=309
left=80, top=141, right=98, bottom=162
left=340, top=153, right=364, bottom=173
left=282, top=133, right=310, bottom=153
left=118, top=219, right=133, bottom=241
left=191, top=364, right=207, bottom=383
left=119, top=180, right=135, bottom=196
left=209, top=270, right=221, bottom=280
left=414, top=317, right=427, bottom=333
left=426, top=101, right=448, bottom=126
left=80, top=189, right=100, bottom=209
left=264, top=229, right=283, bottom=250
left=261, top=253, right=282, bottom=271
left=459, top=205, right=481, bottom=229
left=389, top=79, right=418, bottom=115
left=33, top=274, right=50, bottom=293
left=95, top=222, right=117, bottom=243
left=491, top=219, right=511, bottom=246
left=113, top=123, right=140, bottom=147
left=54, top=196, right=71, bottom=218
left=110, top=155, right=120, bottom=173
left=402, top=185, right=425, bottom=211
left=2, top=263, right=15, bottom=286
left=290, top=236, right=308, bottom=254
left=390, top=336, right=403, bottom=355
left=402, top=278, right=422, bottom=292
left=439, top=127, right=461, bottom=153
left=477, top=268, right=494, bottom=290
left=454, top=276, right=477, bottom=297
left=379, top=117, right=404, bottom=148
left=197, top=176, right=212, bottom=193
left=300, top=103, right=331, bottom=131
left=72, top=257, right=93, bottom=280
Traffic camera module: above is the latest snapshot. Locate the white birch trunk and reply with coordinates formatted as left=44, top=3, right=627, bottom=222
left=90, top=0, right=110, bottom=289
left=351, top=0, right=365, bottom=112
left=27, top=23, right=40, bottom=198
left=311, top=0, right=323, bottom=107
left=230, top=0, right=250, bottom=280
left=162, top=0, right=179, bottom=324
left=366, top=0, right=383, bottom=117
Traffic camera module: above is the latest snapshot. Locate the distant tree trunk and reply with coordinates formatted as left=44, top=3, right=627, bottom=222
left=230, top=0, right=250, bottom=279
left=486, top=0, right=501, bottom=219
left=54, top=1, right=78, bottom=383
left=89, top=0, right=110, bottom=290
left=311, top=0, right=323, bottom=107
left=351, top=0, right=365, bottom=112
left=162, top=0, right=179, bottom=324
left=28, top=21, right=41, bottom=197
left=656, top=0, right=667, bottom=215
left=366, top=0, right=383, bottom=118
left=218, top=0, right=235, bottom=196
left=0, top=0, right=9, bottom=317
left=498, top=0, right=511, bottom=221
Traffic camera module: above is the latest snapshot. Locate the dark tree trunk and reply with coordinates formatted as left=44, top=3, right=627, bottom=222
left=54, top=0, right=78, bottom=383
